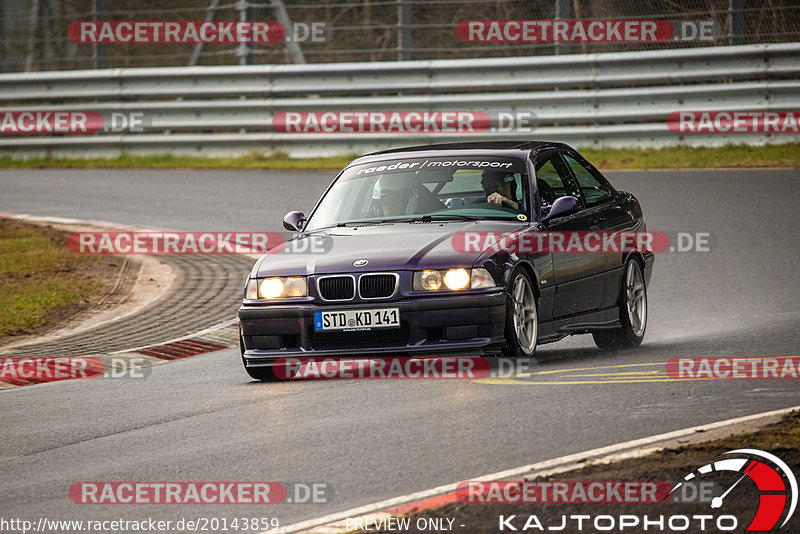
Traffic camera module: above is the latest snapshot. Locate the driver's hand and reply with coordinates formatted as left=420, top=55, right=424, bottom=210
left=487, top=192, right=507, bottom=206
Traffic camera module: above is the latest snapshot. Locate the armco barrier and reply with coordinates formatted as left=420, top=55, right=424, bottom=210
left=0, top=43, right=798, bottom=157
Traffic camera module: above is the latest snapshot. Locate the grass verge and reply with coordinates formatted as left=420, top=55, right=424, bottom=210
left=0, top=144, right=798, bottom=170
left=0, top=152, right=356, bottom=171
left=0, top=219, right=104, bottom=337
left=580, top=143, right=800, bottom=169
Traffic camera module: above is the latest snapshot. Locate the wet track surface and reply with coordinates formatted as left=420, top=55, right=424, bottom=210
left=1, top=168, right=799, bottom=527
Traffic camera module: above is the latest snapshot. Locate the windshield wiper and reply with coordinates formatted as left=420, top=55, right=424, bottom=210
left=420, top=214, right=479, bottom=221
left=379, top=214, right=480, bottom=223
left=335, top=220, right=379, bottom=227
left=335, top=214, right=485, bottom=226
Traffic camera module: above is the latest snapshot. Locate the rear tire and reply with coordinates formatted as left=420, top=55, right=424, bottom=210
left=240, top=333, right=278, bottom=381
left=503, top=269, right=538, bottom=357
left=593, top=258, right=647, bottom=350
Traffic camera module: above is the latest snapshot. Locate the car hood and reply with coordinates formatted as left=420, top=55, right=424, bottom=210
left=253, top=220, right=526, bottom=276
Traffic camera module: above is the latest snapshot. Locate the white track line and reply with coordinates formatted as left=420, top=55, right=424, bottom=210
left=269, top=405, right=800, bottom=534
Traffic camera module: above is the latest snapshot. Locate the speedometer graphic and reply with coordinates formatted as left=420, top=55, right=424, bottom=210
left=669, top=449, right=797, bottom=531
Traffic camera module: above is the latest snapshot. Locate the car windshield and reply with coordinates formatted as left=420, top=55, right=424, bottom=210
left=304, top=156, right=531, bottom=231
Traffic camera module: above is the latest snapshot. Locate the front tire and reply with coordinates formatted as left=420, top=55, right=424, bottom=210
left=503, top=269, right=538, bottom=357
left=593, top=258, right=647, bottom=350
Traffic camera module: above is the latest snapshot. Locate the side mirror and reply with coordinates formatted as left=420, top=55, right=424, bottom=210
left=542, top=196, right=579, bottom=223
left=283, top=211, right=306, bottom=232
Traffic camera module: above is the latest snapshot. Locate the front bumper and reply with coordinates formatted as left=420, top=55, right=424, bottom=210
left=239, top=290, right=507, bottom=366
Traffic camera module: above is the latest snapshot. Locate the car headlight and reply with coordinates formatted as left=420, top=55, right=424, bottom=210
left=413, top=268, right=495, bottom=291
left=244, top=276, right=308, bottom=299
left=418, top=270, right=443, bottom=290
left=260, top=278, right=285, bottom=298
left=469, top=268, right=495, bottom=289
left=443, top=268, right=470, bottom=290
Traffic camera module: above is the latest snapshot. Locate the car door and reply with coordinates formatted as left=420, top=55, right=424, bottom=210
left=534, top=150, right=606, bottom=317
left=561, top=151, right=638, bottom=309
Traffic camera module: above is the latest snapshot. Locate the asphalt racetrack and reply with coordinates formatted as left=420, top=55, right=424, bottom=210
left=1, top=168, right=799, bottom=528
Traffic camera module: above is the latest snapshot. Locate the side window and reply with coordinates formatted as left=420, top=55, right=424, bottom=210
left=563, top=154, right=614, bottom=206
left=533, top=152, right=578, bottom=207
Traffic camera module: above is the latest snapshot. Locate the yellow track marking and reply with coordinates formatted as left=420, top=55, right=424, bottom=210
left=475, top=359, right=759, bottom=385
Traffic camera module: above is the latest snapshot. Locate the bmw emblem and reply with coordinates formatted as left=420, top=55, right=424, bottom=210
left=353, top=259, right=368, bottom=267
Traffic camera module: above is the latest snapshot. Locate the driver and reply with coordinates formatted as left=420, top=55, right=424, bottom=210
left=480, top=170, right=519, bottom=210
left=371, top=174, right=419, bottom=217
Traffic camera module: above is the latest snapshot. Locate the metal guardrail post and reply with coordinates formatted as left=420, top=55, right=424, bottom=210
left=273, top=0, right=306, bottom=65
left=91, top=0, right=107, bottom=69
left=397, top=0, right=413, bottom=61
left=24, top=0, right=40, bottom=72
left=728, top=0, right=744, bottom=46
left=554, top=0, right=573, bottom=56
left=236, top=0, right=253, bottom=65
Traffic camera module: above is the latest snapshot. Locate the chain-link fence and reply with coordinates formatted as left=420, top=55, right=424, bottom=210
left=2, top=0, right=800, bottom=72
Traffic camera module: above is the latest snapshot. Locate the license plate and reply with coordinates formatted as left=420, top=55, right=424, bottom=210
left=314, top=308, right=400, bottom=332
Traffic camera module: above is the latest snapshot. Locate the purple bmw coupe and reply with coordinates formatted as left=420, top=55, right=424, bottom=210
left=238, top=141, right=654, bottom=380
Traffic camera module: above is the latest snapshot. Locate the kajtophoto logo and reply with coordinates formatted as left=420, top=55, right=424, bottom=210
left=669, top=449, right=797, bottom=531
left=490, top=449, right=797, bottom=532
